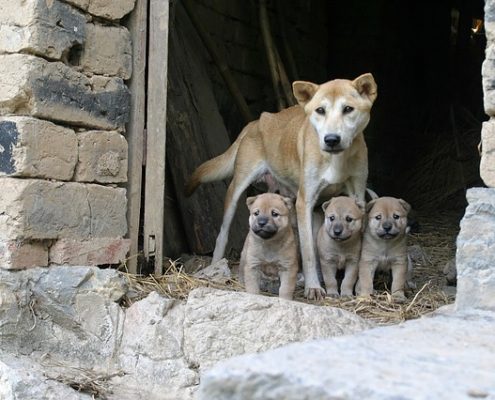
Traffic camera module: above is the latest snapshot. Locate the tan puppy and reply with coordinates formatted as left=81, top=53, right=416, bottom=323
left=186, top=74, right=377, bottom=300
left=357, top=197, right=411, bottom=303
left=317, top=196, right=364, bottom=297
left=239, top=193, right=298, bottom=300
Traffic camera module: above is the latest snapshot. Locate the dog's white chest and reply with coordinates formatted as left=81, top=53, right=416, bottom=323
left=321, top=161, right=348, bottom=184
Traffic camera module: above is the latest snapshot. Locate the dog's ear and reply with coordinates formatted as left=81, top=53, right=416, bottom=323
left=321, top=199, right=331, bottom=212
left=365, top=199, right=378, bottom=213
left=281, top=196, right=294, bottom=210
left=353, top=73, right=377, bottom=103
left=246, top=196, right=258, bottom=209
left=398, top=199, right=411, bottom=214
left=292, top=81, right=319, bottom=106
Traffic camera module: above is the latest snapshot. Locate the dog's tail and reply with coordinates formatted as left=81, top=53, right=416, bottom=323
left=184, top=122, right=253, bottom=196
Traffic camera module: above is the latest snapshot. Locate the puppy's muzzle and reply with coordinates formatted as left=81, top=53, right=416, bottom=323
left=329, top=222, right=351, bottom=241
left=377, top=221, right=399, bottom=239
left=252, top=216, right=277, bottom=239
left=323, top=134, right=343, bottom=153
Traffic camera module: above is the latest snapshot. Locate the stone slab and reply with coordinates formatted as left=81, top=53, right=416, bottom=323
left=199, top=308, right=495, bottom=400
left=0, top=240, right=48, bottom=269
left=62, top=0, right=136, bottom=20
left=480, top=120, right=495, bottom=187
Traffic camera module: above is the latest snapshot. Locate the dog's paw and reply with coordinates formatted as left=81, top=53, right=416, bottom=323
left=305, top=286, right=326, bottom=301
left=391, top=292, right=407, bottom=304
left=325, top=289, right=339, bottom=298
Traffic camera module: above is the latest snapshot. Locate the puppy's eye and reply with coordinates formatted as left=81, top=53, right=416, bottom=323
left=254, top=210, right=260, bottom=216
left=393, top=214, right=400, bottom=220
left=345, top=216, right=353, bottom=222
left=343, top=106, right=354, bottom=114
left=271, top=210, right=279, bottom=217
left=315, top=107, right=325, bottom=115
left=375, top=215, right=382, bottom=220
left=329, top=215, right=335, bottom=221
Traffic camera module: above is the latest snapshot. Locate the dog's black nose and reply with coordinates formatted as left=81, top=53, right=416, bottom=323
left=324, top=134, right=341, bottom=147
left=333, top=223, right=343, bottom=236
left=257, top=216, right=268, bottom=226
left=383, top=221, right=392, bottom=231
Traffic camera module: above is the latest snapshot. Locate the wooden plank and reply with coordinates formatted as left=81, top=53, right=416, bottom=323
left=145, top=0, right=170, bottom=275
left=125, top=0, right=148, bottom=274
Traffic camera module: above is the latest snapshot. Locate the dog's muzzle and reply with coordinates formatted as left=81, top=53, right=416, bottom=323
left=253, top=227, right=277, bottom=239
left=323, top=134, right=344, bottom=153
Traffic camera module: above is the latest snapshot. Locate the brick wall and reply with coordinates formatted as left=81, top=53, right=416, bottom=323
left=0, top=0, right=134, bottom=269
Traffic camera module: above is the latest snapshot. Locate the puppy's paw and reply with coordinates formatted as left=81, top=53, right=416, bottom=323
left=305, top=286, right=326, bottom=301
left=325, top=289, right=339, bottom=298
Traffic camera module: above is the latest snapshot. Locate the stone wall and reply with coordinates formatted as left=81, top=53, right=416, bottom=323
left=0, top=0, right=134, bottom=269
left=455, top=0, right=495, bottom=310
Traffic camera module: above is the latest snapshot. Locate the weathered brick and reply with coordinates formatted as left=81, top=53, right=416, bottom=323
left=0, top=54, right=130, bottom=130
left=75, top=130, right=128, bottom=183
left=0, top=178, right=127, bottom=240
left=79, top=23, right=132, bottom=79
left=482, top=44, right=495, bottom=117
left=0, top=240, right=48, bottom=269
left=62, top=0, right=136, bottom=20
left=481, top=120, right=495, bottom=188
left=0, top=116, right=77, bottom=180
left=49, top=237, right=130, bottom=265
left=0, top=0, right=85, bottom=60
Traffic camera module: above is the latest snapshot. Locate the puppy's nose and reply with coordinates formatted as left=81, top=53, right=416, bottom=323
left=257, top=216, right=268, bottom=226
left=324, top=134, right=341, bottom=147
left=383, top=221, right=392, bottom=232
left=333, top=223, right=343, bottom=236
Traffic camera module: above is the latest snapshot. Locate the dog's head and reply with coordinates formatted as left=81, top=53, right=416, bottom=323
left=293, top=73, right=377, bottom=153
left=246, top=193, right=293, bottom=240
left=366, top=197, right=411, bottom=241
left=322, top=196, right=365, bottom=242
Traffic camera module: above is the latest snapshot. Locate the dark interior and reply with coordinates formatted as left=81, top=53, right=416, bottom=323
left=161, top=0, right=486, bottom=259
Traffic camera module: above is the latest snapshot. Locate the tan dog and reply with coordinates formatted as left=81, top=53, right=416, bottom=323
left=357, top=197, right=411, bottom=303
left=239, top=193, right=298, bottom=300
left=317, top=196, right=364, bottom=297
left=186, top=74, right=377, bottom=300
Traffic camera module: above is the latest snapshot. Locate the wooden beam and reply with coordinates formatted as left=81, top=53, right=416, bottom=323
left=125, top=0, right=148, bottom=274
left=144, top=0, right=170, bottom=275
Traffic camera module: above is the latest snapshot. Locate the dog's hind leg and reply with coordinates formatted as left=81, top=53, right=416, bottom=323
left=212, top=163, right=266, bottom=263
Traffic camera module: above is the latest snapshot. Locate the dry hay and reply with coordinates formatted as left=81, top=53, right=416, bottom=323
left=121, top=210, right=460, bottom=325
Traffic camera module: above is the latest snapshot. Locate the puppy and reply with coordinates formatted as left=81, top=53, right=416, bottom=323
left=317, top=196, right=364, bottom=297
left=357, top=197, right=411, bottom=303
left=239, top=193, right=298, bottom=300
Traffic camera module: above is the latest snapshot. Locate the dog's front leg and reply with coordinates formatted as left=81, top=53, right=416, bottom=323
left=390, top=259, right=408, bottom=303
left=357, top=258, right=377, bottom=297
left=296, top=192, right=325, bottom=300
left=278, top=260, right=298, bottom=301
left=341, top=258, right=359, bottom=297
left=320, top=257, right=339, bottom=297
left=243, top=262, right=261, bottom=295
left=345, top=175, right=367, bottom=203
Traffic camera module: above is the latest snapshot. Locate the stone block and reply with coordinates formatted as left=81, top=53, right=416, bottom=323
left=0, top=240, right=48, bottom=270
left=481, top=120, right=495, bottom=187
left=0, top=178, right=127, bottom=240
left=456, top=188, right=495, bottom=310
left=482, top=44, right=495, bottom=117
left=50, top=237, right=130, bottom=265
left=62, top=0, right=136, bottom=20
left=0, top=0, right=85, bottom=60
left=75, top=130, right=128, bottom=183
left=79, top=23, right=132, bottom=79
left=0, top=54, right=130, bottom=130
left=0, top=116, right=77, bottom=180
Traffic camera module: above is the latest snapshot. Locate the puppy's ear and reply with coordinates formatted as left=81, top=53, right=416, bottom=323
left=293, top=81, right=319, bottom=106
left=321, top=199, right=331, bottom=212
left=246, top=196, right=258, bottom=209
left=365, top=199, right=378, bottom=213
left=282, top=196, right=294, bottom=210
left=399, top=199, right=411, bottom=214
left=353, top=73, right=377, bottom=103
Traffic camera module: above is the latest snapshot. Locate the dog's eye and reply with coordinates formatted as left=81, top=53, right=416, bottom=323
left=254, top=210, right=260, bottom=216
left=375, top=215, right=382, bottom=220
left=393, top=214, right=400, bottom=220
left=315, top=107, right=325, bottom=115
left=329, top=215, right=335, bottom=221
left=343, top=106, right=354, bottom=114
left=271, top=210, right=279, bottom=217
left=345, top=216, right=353, bottom=222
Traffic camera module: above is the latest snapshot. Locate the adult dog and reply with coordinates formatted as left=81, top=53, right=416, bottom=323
left=186, top=73, right=377, bottom=300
